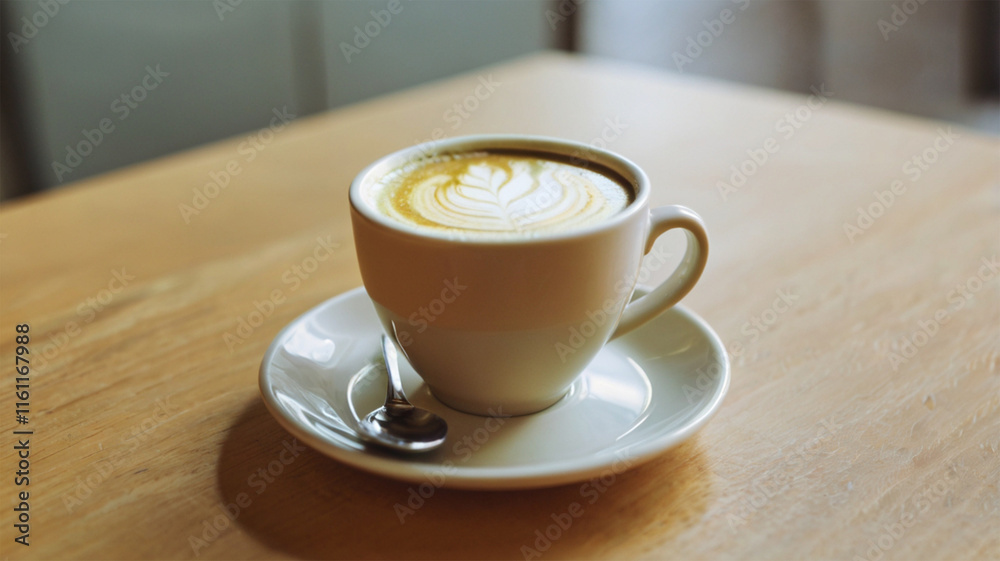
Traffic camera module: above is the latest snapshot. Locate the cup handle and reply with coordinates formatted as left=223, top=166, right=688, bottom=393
left=611, top=205, right=709, bottom=339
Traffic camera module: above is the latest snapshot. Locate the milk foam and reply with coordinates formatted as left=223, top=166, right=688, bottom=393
left=369, top=152, right=632, bottom=238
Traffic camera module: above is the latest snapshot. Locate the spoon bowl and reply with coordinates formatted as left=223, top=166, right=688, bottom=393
left=361, top=407, right=448, bottom=452
left=359, top=334, right=448, bottom=453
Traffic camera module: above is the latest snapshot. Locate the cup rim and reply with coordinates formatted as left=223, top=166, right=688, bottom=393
left=348, top=134, right=650, bottom=245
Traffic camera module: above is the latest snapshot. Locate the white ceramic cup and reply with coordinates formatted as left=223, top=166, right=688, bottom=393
left=350, top=135, right=708, bottom=416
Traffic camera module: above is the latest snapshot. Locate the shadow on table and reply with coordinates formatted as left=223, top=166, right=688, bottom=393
left=215, top=399, right=712, bottom=560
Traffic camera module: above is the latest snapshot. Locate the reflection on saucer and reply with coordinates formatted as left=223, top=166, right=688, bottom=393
left=259, top=287, right=729, bottom=490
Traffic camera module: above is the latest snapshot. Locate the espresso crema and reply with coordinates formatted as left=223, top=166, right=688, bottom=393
left=367, top=151, right=634, bottom=238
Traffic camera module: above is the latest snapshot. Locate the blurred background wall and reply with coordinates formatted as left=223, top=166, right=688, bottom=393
left=1, top=0, right=996, bottom=201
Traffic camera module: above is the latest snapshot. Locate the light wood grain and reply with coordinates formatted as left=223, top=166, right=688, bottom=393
left=2, top=52, right=998, bottom=560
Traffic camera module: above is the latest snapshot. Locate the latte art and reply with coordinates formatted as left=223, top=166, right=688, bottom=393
left=370, top=152, right=633, bottom=237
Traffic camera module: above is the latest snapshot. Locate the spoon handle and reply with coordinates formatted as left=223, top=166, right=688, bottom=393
left=381, top=334, right=412, bottom=411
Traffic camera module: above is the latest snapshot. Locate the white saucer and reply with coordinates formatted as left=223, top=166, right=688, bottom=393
left=259, top=286, right=729, bottom=490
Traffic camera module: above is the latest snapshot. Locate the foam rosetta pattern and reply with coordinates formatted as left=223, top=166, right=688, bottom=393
left=372, top=153, right=631, bottom=237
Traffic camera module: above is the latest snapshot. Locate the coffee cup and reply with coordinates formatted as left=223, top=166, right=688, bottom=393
left=349, top=135, right=708, bottom=416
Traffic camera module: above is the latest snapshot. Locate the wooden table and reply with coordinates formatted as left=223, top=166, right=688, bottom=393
left=2, top=52, right=998, bottom=560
